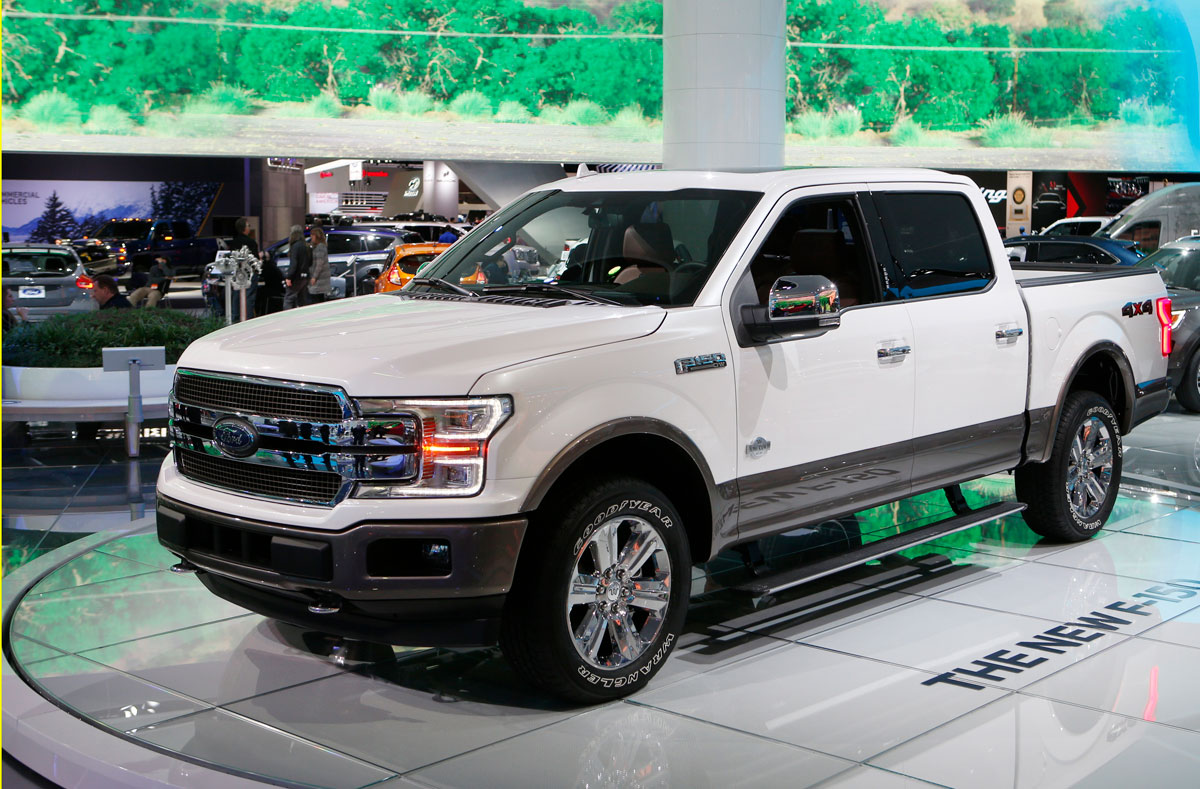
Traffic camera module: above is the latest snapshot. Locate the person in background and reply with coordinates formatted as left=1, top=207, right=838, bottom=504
left=284, top=225, right=311, bottom=309
left=308, top=226, right=331, bottom=304
left=92, top=275, right=132, bottom=310
left=129, top=256, right=173, bottom=308
left=3, top=287, right=28, bottom=331
left=437, top=226, right=458, bottom=244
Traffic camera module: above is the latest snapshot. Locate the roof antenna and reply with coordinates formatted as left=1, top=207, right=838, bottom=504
left=576, top=163, right=593, bottom=178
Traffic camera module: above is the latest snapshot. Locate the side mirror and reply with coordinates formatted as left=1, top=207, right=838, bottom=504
left=741, top=275, right=840, bottom=343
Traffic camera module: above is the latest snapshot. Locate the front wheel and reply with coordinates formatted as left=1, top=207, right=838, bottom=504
left=501, top=477, right=690, bottom=703
left=1015, top=391, right=1122, bottom=542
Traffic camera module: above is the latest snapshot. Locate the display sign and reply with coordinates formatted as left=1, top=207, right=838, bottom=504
left=348, top=161, right=363, bottom=182
left=1006, top=171, right=1033, bottom=238
left=309, top=192, right=339, bottom=214
left=2, top=180, right=221, bottom=242
left=403, top=176, right=421, bottom=198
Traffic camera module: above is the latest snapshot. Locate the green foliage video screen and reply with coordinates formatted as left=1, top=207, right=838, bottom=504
left=1, top=0, right=1196, bottom=169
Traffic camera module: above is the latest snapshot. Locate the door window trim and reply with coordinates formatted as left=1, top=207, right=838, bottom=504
left=727, top=189, right=897, bottom=348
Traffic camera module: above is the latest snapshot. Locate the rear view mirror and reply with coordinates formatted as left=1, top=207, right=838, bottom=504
left=741, top=275, right=840, bottom=343
left=768, top=275, right=840, bottom=322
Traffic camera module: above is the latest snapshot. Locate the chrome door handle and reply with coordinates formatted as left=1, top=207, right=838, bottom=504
left=995, top=327, right=1024, bottom=340
left=877, top=345, right=912, bottom=359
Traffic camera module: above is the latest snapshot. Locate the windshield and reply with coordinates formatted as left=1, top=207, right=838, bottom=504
left=1138, top=246, right=1200, bottom=290
left=3, top=250, right=76, bottom=276
left=410, top=188, right=761, bottom=307
left=96, top=220, right=152, bottom=239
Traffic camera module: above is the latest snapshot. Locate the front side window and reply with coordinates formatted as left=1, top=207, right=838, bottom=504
left=874, top=192, right=994, bottom=299
left=745, top=195, right=877, bottom=307
left=363, top=235, right=397, bottom=252
left=413, top=188, right=761, bottom=307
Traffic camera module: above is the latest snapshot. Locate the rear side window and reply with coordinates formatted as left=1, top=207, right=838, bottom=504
left=873, top=192, right=994, bottom=299
left=327, top=233, right=362, bottom=255
left=1037, top=242, right=1113, bottom=265
left=171, top=221, right=193, bottom=239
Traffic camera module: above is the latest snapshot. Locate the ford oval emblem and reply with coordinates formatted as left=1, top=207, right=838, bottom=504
left=213, top=416, right=259, bottom=458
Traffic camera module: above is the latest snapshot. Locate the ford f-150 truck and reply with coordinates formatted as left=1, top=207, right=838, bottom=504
left=157, top=169, right=1172, bottom=702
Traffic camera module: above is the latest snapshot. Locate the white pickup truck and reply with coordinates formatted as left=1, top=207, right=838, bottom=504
left=158, top=168, right=1172, bottom=702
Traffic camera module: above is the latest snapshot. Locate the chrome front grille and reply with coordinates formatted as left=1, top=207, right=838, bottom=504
left=170, top=370, right=421, bottom=507
left=176, top=448, right=343, bottom=506
left=173, top=370, right=346, bottom=423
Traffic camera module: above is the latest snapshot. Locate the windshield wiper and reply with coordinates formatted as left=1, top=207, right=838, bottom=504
left=482, top=283, right=621, bottom=306
left=410, top=277, right=478, bottom=298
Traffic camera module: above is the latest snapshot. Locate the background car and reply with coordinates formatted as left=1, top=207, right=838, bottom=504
left=374, top=242, right=452, bottom=293
left=1040, top=216, right=1114, bottom=237
left=270, top=227, right=421, bottom=297
left=2, top=244, right=97, bottom=320
left=1136, top=238, right=1200, bottom=410
left=1003, top=235, right=1144, bottom=266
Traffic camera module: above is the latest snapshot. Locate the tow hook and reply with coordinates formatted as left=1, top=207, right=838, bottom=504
left=308, top=594, right=343, bottom=615
left=169, top=560, right=201, bottom=574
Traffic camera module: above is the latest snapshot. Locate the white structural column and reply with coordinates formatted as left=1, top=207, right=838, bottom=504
left=422, top=161, right=460, bottom=218
left=662, top=0, right=786, bottom=171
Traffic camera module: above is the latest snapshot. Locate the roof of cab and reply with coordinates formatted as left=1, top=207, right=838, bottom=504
left=544, top=167, right=972, bottom=194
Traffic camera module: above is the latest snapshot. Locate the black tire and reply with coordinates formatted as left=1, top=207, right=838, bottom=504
left=501, top=476, right=691, bottom=703
left=1015, top=391, right=1122, bottom=542
left=1176, top=350, right=1200, bottom=413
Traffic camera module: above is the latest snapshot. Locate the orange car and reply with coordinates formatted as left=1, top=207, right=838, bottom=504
left=375, top=242, right=452, bottom=293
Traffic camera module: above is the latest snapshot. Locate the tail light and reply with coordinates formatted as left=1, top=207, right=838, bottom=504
left=76, top=275, right=94, bottom=289
left=388, top=266, right=404, bottom=286
left=1156, top=297, right=1172, bottom=357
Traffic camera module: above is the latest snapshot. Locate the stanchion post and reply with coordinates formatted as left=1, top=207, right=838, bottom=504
left=103, top=346, right=167, bottom=460
left=126, top=358, right=143, bottom=457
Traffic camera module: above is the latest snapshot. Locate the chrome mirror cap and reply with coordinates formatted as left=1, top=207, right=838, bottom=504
left=768, top=275, right=841, bottom=326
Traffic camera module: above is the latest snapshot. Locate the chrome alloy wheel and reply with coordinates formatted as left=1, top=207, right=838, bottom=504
left=567, top=516, right=672, bottom=670
left=1066, top=415, right=1114, bottom=520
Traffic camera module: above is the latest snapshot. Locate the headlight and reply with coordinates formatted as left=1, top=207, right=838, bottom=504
left=352, top=396, right=512, bottom=498
left=1171, top=310, right=1187, bottom=330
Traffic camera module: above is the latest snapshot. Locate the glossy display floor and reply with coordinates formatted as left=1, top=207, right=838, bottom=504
left=4, top=410, right=1200, bottom=788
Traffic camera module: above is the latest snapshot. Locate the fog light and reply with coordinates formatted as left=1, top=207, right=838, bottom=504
left=421, top=540, right=451, bottom=571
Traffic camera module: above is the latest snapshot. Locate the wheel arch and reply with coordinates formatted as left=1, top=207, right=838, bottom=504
left=1029, top=341, right=1136, bottom=464
left=520, top=418, right=734, bottom=563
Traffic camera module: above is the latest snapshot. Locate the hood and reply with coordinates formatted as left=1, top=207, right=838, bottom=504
left=177, top=294, right=665, bottom=395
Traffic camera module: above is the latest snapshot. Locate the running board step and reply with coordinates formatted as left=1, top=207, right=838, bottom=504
left=734, top=501, right=1026, bottom=597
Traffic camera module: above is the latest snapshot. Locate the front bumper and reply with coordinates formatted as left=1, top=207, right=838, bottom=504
left=157, top=495, right=526, bottom=646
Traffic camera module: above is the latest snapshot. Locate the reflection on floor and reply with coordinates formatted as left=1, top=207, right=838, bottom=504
left=5, top=407, right=1200, bottom=788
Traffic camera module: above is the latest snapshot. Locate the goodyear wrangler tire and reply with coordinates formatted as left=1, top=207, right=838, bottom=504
left=501, top=476, right=691, bottom=703
left=1016, top=391, right=1122, bottom=543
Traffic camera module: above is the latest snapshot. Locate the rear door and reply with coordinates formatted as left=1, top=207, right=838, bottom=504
left=869, top=184, right=1030, bottom=493
left=730, top=186, right=916, bottom=539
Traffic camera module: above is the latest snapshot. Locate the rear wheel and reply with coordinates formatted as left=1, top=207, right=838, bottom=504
left=1176, top=350, right=1200, bottom=413
left=1016, top=391, right=1122, bottom=542
left=501, top=476, right=690, bottom=702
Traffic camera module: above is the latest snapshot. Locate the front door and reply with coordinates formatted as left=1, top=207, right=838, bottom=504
left=729, top=188, right=916, bottom=541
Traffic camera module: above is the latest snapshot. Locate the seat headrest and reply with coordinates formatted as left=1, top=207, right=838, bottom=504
left=624, top=223, right=674, bottom=266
